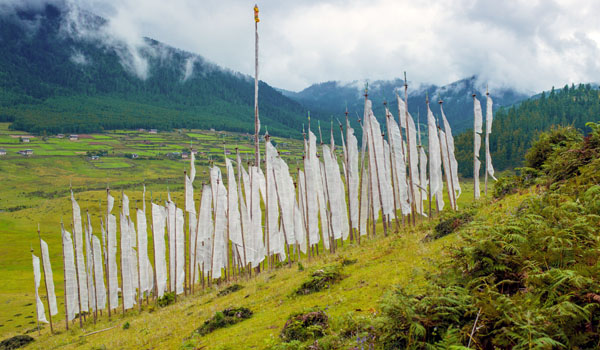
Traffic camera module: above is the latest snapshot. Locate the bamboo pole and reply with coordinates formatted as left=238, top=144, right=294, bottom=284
left=70, top=220, right=84, bottom=327
left=105, top=188, right=112, bottom=318
left=135, top=202, right=143, bottom=312
left=339, top=115, right=355, bottom=242
left=485, top=88, right=489, bottom=197
left=440, top=99, right=458, bottom=210
left=403, top=73, right=417, bottom=225
left=30, top=245, right=41, bottom=335
left=264, top=134, right=272, bottom=270
left=272, top=167, right=292, bottom=266
left=384, top=105, right=401, bottom=232
left=236, top=149, right=249, bottom=277
left=174, top=203, right=178, bottom=302
left=37, top=225, right=54, bottom=334
left=60, top=222, right=69, bottom=330
left=254, top=4, right=260, bottom=166
left=86, top=213, right=98, bottom=323
left=473, top=94, right=478, bottom=201
left=365, top=98, right=388, bottom=236
left=209, top=179, right=219, bottom=286
left=183, top=170, right=189, bottom=295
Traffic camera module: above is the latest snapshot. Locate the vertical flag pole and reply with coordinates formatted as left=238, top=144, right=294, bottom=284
left=30, top=245, right=40, bottom=335
left=37, top=225, right=54, bottom=334
left=472, top=93, right=477, bottom=201
left=105, top=187, right=112, bottom=318
left=439, top=98, right=457, bottom=210
left=403, top=72, right=416, bottom=226
left=254, top=4, right=260, bottom=167
left=485, top=87, right=489, bottom=197
left=61, top=221, right=69, bottom=330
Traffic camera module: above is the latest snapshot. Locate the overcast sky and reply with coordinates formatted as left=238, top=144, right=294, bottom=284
left=21, top=0, right=600, bottom=92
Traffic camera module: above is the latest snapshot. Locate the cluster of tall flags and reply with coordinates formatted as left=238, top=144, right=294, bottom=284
left=30, top=81, right=497, bottom=334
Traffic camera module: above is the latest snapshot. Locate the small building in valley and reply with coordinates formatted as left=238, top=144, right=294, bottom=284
left=0, top=149, right=6, bottom=156
left=18, top=149, right=33, bottom=156
left=149, top=129, right=158, bottom=134
left=69, top=134, right=79, bottom=141
left=56, top=134, right=65, bottom=139
left=21, top=136, right=30, bottom=143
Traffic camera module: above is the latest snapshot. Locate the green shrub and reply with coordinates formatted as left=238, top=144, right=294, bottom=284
left=427, top=210, right=474, bottom=241
left=122, top=322, right=130, bottom=330
left=294, top=266, right=343, bottom=296
left=157, top=292, right=175, bottom=307
left=0, top=335, right=34, bottom=350
left=525, top=126, right=581, bottom=170
left=280, top=309, right=329, bottom=342
left=217, top=284, right=244, bottom=297
left=195, top=307, right=253, bottom=336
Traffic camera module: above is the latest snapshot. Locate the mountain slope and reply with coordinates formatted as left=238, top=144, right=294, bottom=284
left=0, top=4, right=309, bottom=138
left=283, top=77, right=529, bottom=133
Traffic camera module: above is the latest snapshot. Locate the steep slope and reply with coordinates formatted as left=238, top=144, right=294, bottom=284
left=283, top=77, right=529, bottom=133
left=0, top=3, right=309, bottom=138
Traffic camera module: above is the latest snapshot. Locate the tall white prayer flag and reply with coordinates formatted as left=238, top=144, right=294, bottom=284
left=441, top=105, right=461, bottom=200
left=32, top=254, right=48, bottom=323
left=61, top=224, right=79, bottom=321
left=427, top=103, right=444, bottom=211
left=70, top=191, right=88, bottom=311
left=40, top=239, right=58, bottom=316
left=486, top=93, right=497, bottom=181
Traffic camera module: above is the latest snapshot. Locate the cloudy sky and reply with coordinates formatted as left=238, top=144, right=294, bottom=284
left=16, top=0, right=600, bottom=93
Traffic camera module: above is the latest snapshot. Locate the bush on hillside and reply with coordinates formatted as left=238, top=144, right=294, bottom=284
left=217, top=284, right=244, bottom=297
left=525, top=126, right=581, bottom=170
left=280, top=309, right=329, bottom=342
left=294, top=266, right=343, bottom=296
left=0, top=335, right=34, bottom=350
left=427, top=210, right=474, bottom=241
left=195, top=307, right=253, bottom=336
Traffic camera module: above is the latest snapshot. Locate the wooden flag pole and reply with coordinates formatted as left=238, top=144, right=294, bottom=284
left=366, top=98, right=388, bottom=236
left=403, top=73, right=417, bottom=226
left=183, top=170, right=189, bottom=295
left=31, top=245, right=41, bottom=336
left=485, top=87, right=489, bottom=197
left=254, top=4, right=260, bottom=167
left=70, top=220, right=84, bottom=327
left=150, top=194, right=160, bottom=303
left=384, top=104, right=401, bottom=233
left=272, top=167, right=292, bottom=266
left=235, top=149, right=249, bottom=276
left=440, top=99, right=457, bottom=210
left=135, top=202, right=142, bottom=312
left=174, top=203, right=178, bottom=302
left=105, top=188, right=112, bottom=318
left=426, top=96, right=433, bottom=220
left=86, top=213, right=98, bottom=323
left=37, top=225, right=54, bottom=334
left=191, top=183, right=203, bottom=293
left=60, top=222, right=69, bottom=330
left=209, top=179, right=219, bottom=287
left=264, top=133, right=272, bottom=270
left=473, top=93, right=477, bottom=201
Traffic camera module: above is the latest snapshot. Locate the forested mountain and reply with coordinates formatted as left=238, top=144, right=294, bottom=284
left=454, top=83, right=600, bottom=177
left=0, top=3, right=312, bottom=137
left=282, top=77, right=529, bottom=133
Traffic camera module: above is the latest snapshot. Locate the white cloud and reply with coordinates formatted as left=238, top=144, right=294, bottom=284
left=53, top=0, right=600, bottom=92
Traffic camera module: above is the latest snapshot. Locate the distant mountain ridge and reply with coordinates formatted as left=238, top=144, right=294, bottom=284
left=0, top=3, right=313, bottom=137
left=282, top=77, right=530, bottom=133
